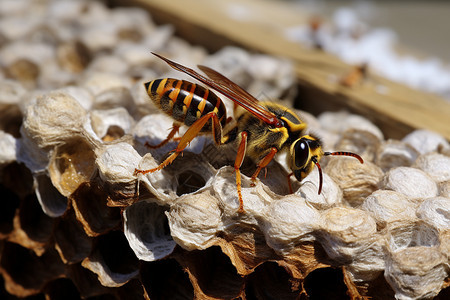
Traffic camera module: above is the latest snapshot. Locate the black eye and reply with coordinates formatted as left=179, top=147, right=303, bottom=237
left=294, top=140, right=309, bottom=168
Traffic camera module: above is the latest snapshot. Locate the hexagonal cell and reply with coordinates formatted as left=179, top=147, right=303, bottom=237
left=66, top=263, right=111, bottom=298
left=34, top=173, right=67, bottom=218
left=416, top=197, right=450, bottom=230
left=69, top=182, right=121, bottom=237
left=365, top=272, right=396, bottom=299
left=335, top=129, right=381, bottom=162
left=384, top=220, right=447, bottom=299
left=21, top=91, right=89, bottom=150
left=303, top=267, right=348, bottom=299
left=376, top=139, right=419, bottom=171
left=402, top=129, right=449, bottom=155
left=0, top=102, right=23, bottom=138
left=318, top=207, right=378, bottom=263
left=167, top=189, right=222, bottom=251
left=385, top=246, right=447, bottom=299
left=113, top=279, right=148, bottom=300
left=435, top=285, right=450, bottom=300
left=175, top=246, right=245, bottom=299
left=11, top=193, right=55, bottom=254
left=261, top=194, right=320, bottom=254
left=246, top=261, right=301, bottom=299
left=53, top=208, right=93, bottom=264
left=414, top=152, right=450, bottom=183
left=43, top=278, right=80, bottom=300
left=0, top=183, right=20, bottom=238
left=81, top=230, right=139, bottom=287
left=386, top=220, right=440, bottom=251
left=297, top=169, right=343, bottom=210
left=48, top=137, right=97, bottom=197
left=0, top=242, right=65, bottom=297
left=362, top=190, right=417, bottom=226
left=218, top=224, right=277, bottom=275
left=1, top=162, right=34, bottom=198
left=381, top=166, right=438, bottom=199
left=90, top=107, right=134, bottom=141
left=123, top=201, right=176, bottom=262
left=325, top=159, right=383, bottom=206
left=140, top=259, right=194, bottom=299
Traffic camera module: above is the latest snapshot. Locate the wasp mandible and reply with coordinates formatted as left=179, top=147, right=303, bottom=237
left=135, top=53, right=364, bottom=213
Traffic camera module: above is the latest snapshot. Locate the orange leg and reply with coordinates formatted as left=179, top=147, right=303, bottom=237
left=145, top=123, right=181, bottom=149
left=134, top=112, right=222, bottom=175
left=250, top=147, right=278, bottom=186
left=234, top=131, right=248, bottom=214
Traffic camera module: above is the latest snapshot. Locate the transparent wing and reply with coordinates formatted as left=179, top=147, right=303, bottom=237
left=152, top=52, right=281, bottom=127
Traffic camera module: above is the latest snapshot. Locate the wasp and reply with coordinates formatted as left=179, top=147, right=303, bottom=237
left=135, top=53, right=364, bottom=213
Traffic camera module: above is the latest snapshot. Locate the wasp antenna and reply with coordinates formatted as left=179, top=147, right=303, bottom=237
left=312, top=157, right=323, bottom=195
left=324, top=151, right=364, bottom=164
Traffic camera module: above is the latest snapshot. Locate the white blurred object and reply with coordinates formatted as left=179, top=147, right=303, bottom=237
left=285, top=7, right=450, bottom=100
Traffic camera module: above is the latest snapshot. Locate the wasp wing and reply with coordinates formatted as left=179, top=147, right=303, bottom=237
left=197, top=65, right=283, bottom=126
left=152, top=52, right=281, bottom=127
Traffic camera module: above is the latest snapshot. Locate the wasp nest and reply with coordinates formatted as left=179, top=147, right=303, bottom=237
left=1, top=0, right=449, bottom=299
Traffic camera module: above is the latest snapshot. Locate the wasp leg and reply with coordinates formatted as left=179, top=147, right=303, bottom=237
left=250, top=147, right=278, bottom=186
left=135, top=112, right=223, bottom=175
left=145, top=123, right=181, bottom=149
left=234, top=131, right=248, bottom=214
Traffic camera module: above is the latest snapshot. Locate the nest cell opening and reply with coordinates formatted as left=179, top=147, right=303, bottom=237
left=303, top=267, right=349, bottom=300
left=103, top=125, right=125, bottom=142
left=140, top=259, right=194, bottom=299
left=19, top=194, right=54, bottom=243
left=176, top=171, right=207, bottom=196
left=177, top=246, right=244, bottom=299
left=388, top=221, right=441, bottom=251
left=95, top=230, right=139, bottom=275
left=246, top=261, right=301, bottom=299
left=0, top=183, right=20, bottom=235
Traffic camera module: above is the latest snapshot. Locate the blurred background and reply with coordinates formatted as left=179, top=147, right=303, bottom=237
left=302, top=0, right=450, bottom=61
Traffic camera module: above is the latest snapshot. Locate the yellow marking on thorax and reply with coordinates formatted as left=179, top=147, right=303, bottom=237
left=268, top=126, right=289, bottom=135
left=282, top=117, right=307, bottom=133
left=268, top=126, right=290, bottom=144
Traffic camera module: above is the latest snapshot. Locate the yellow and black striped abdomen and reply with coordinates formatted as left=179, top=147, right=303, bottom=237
left=145, top=78, right=227, bottom=130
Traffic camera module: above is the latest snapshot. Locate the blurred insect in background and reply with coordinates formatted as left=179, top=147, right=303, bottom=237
left=339, top=63, right=368, bottom=87
left=135, top=53, right=364, bottom=213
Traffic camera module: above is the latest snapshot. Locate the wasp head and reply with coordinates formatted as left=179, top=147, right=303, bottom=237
left=290, top=135, right=324, bottom=184
left=289, top=135, right=364, bottom=195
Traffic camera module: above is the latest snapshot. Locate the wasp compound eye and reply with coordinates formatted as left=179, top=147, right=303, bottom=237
left=294, top=139, right=309, bottom=168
